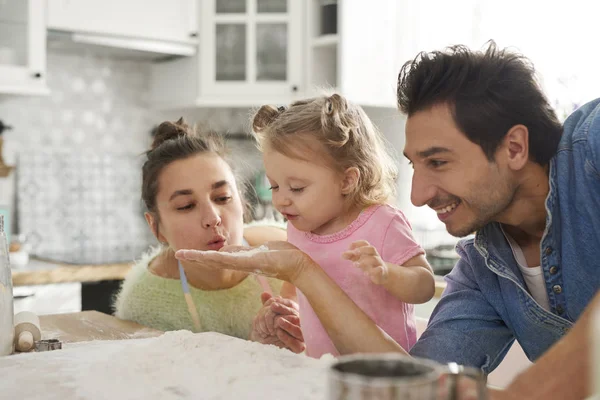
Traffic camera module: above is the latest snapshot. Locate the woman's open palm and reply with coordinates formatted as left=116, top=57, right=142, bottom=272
left=175, top=241, right=314, bottom=284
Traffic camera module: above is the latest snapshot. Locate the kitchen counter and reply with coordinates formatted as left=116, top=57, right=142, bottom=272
left=434, top=275, right=446, bottom=297
left=11, top=258, right=134, bottom=315
left=11, top=258, right=448, bottom=316
left=12, top=258, right=448, bottom=295
left=11, top=258, right=132, bottom=287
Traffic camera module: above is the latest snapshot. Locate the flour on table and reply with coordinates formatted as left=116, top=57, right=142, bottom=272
left=0, top=331, right=332, bottom=400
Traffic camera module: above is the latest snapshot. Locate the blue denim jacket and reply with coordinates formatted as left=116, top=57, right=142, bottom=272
left=410, top=98, right=600, bottom=373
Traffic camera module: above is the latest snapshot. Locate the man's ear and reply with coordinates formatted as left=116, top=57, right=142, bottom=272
left=501, top=124, right=529, bottom=171
left=145, top=212, right=166, bottom=243
left=341, top=167, right=360, bottom=195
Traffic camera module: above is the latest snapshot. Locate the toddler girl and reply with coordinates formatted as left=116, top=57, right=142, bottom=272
left=251, top=93, right=435, bottom=357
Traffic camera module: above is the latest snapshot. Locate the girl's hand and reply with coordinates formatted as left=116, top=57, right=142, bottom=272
left=251, top=292, right=305, bottom=353
left=175, top=241, right=315, bottom=284
left=342, top=240, right=389, bottom=285
left=253, top=293, right=279, bottom=337
left=254, top=292, right=301, bottom=337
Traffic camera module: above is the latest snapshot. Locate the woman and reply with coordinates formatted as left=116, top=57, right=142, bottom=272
left=113, top=118, right=303, bottom=353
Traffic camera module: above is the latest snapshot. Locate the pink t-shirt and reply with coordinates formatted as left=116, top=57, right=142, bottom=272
left=288, top=204, right=425, bottom=358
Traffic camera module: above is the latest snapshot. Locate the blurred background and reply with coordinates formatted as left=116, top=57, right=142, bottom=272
left=1, top=0, right=598, bottom=315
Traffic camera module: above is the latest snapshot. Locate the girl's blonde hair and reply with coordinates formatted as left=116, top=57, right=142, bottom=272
left=252, top=93, right=398, bottom=208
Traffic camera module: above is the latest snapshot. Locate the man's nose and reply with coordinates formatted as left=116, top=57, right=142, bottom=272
left=410, top=170, right=437, bottom=208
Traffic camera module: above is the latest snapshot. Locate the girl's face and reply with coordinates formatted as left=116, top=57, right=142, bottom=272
left=146, top=153, right=245, bottom=251
left=263, top=140, right=358, bottom=235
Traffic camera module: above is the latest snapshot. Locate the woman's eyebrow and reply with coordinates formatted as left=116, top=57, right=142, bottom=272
left=211, top=180, right=230, bottom=190
left=169, top=189, right=193, bottom=201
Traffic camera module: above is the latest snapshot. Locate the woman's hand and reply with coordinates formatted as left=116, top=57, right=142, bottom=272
left=250, top=292, right=305, bottom=353
left=175, top=241, right=315, bottom=284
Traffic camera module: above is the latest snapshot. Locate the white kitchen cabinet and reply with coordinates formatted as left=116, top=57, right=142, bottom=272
left=47, top=0, right=198, bottom=46
left=150, top=0, right=305, bottom=108
left=306, top=0, right=482, bottom=108
left=306, top=0, right=401, bottom=108
left=0, top=0, right=48, bottom=96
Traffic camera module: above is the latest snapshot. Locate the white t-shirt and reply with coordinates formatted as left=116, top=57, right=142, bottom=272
left=501, top=228, right=551, bottom=311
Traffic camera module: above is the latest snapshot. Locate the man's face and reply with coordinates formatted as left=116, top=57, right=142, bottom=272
left=403, top=104, right=516, bottom=237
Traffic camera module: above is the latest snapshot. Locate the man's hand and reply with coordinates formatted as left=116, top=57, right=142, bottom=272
left=342, top=240, right=389, bottom=285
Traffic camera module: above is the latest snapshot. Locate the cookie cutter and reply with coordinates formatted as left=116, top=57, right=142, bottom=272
left=35, top=339, right=62, bottom=352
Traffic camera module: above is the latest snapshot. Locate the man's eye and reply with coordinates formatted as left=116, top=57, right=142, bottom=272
left=408, top=160, right=414, bottom=169
left=290, top=187, right=305, bottom=193
left=429, top=160, right=446, bottom=168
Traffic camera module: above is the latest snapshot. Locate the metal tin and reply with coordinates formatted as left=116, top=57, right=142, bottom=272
left=328, top=353, right=487, bottom=399
left=34, top=339, right=62, bottom=352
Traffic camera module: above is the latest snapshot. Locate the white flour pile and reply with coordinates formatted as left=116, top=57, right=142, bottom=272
left=0, top=331, right=333, bottom=399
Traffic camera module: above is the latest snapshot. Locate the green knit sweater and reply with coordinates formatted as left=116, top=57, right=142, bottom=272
left=113, top=246, right=283, bottom=339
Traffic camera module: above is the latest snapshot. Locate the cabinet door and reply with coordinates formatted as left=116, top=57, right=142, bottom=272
left=0, top=0, right=47, bottom=95
left=201, top=0, right=303, bottom=102
left=47, top=0, right=197, bottom=44
left=337, top=0, right=400, bottom=107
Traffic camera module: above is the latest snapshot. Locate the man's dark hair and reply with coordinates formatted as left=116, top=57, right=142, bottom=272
left=397, top=41, right=563, bottom=165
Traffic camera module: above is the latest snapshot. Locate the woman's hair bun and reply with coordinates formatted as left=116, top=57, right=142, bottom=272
left=151, top=117, right=191, bottom=150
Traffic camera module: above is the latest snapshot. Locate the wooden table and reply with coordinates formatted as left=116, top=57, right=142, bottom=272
left=39, top=311, right=163, bottom=343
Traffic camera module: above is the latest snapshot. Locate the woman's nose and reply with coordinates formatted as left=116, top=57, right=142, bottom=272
left=201, top=205, right=222, bottom=228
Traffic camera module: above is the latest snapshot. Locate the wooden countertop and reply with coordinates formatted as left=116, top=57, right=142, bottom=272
left=434, top=276, right=447, bottom=298
left=12, top=259, right=448, bottom=297
left=39, top=311, right=163, bottom=343
left=12, top=260, right=133, bottom=286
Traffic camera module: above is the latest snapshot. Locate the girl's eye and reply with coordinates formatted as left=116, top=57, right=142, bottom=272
left=177, top=204, right=194, bottom=211
left=215, top=196, right=232, bottom=203
left=290, top=187, right=305, bottom=193
left=269, top=186, right=279, bottom=191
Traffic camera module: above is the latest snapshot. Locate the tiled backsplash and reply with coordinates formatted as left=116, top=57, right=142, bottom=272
left=17, top=149, right=150, bottom=264
left=0, top=50, right=262, bottom=261
left=0, top=51, right=154, bottom=156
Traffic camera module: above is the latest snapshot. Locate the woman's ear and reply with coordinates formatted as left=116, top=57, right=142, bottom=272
left=341, top=167, right=360, bottom=195
left=145, top=212, right=167, bottom=243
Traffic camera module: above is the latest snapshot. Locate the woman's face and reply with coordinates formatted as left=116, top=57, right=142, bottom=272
left=146, top=153, right=245, bottom=251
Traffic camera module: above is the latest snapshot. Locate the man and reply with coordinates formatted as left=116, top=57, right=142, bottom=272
left=401, top=42, right=599, bottom=398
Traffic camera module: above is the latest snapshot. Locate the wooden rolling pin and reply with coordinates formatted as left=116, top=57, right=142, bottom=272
left=14, top=311, right=41, bottom=352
